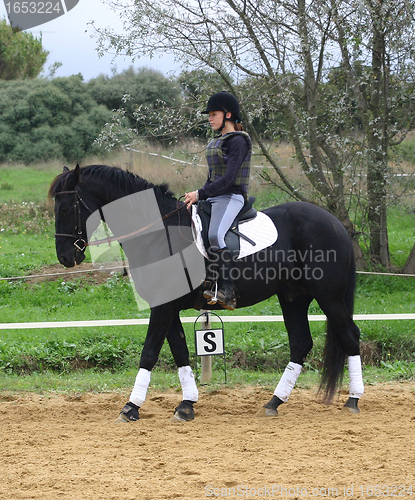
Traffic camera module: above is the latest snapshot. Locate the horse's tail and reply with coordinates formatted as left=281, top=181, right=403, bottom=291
left=319, top=250, right=356, bottom=403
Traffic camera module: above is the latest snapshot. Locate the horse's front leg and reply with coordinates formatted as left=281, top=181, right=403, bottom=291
left=117, top=304, right=175, bottom=423
left=117, top=306, right=198, bottom=423
left=166, top=315, right=198, bottom=422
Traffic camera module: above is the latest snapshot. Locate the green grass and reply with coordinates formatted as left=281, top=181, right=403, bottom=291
left=392, top=138, right=415, bottom=164
left=0, top=272, right=414, bottom=379
left=0, top=164, right=59, bottom=204
left=0, top=366, right=320, bottom=395
left=0, top=363, right=413, bottom=395
left=0, top=232, right=56, bottom=277
left=388, top=207, right=415, bottom=268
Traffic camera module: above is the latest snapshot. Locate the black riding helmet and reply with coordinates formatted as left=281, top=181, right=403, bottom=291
left=202, top=91, right=241, bottom=123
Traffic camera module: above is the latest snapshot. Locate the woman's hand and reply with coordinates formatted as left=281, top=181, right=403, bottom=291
left=184, top=191, right=198, bottom=207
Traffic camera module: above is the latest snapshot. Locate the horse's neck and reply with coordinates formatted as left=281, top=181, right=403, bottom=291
left=99, top=183, right=190, bottom=228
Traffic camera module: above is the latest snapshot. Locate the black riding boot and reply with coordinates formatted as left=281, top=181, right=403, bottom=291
left=203, top=248, right=238, bottom=310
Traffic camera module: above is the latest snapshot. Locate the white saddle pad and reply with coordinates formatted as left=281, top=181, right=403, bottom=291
left=191, top=206, right=278, bottom=260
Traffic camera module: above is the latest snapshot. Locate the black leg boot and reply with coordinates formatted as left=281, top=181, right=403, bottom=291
left=203, top=248, right=237, bottom=310
left=216, top=248, right=238, bottom=310
left=203, top=248, right=221, bottom=305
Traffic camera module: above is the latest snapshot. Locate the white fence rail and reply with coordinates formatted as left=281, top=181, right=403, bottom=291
left=1, top=313, right=415, bottom=330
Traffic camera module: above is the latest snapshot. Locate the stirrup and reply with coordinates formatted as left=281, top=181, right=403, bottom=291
left=203, top=282, right=218, bottom=305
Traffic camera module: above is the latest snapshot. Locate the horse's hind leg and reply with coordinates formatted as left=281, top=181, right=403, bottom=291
left=260, top=294, right=313, bottom=417
left=343, top=354, right=363, bottom=413
left=317, top=297, right=364, bottom=413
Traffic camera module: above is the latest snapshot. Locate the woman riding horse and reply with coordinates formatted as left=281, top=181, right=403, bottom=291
left=49, top=165, right=364, bottom=422
left=185, top=92, right=252, bottom=311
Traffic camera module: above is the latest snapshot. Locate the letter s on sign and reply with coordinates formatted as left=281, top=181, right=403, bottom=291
left=203, top=332, right=217, bottom=353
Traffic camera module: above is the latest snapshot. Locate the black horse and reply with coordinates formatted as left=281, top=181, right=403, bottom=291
left=49, top=164, right=364, bottom=421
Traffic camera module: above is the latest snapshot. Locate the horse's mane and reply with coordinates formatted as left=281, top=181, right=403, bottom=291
left=48, top=164, right=176, bottom=202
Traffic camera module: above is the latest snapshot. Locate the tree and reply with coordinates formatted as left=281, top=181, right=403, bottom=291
left=403, top=243, right=415, bottom=275
left=94, top=0, right=415, bottom=267
left=0, top=18, right=48, bottom=79
left=178, top=69, right=226, bottom=101
left=88, top=66, right=181, bottom=130
left=0, top=76, right=111, bottom=163
left=330, top=0, right=415, bottom=266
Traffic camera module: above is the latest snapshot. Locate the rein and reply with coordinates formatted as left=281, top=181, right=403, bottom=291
left=88, top=196, right=187, bottom=247
left=54, top=190, right=188, bottom=251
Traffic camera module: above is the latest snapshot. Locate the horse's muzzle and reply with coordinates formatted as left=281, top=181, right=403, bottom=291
left=58, top=249, right=86, bottom=268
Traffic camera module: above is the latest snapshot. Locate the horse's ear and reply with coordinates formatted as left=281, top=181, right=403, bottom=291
left=63, top=165, right=69, bottom=173
left=74, top=164, right=81, bottom=185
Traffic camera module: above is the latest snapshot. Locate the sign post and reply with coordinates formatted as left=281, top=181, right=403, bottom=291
left=194, top=311, right=226, bottom=384
left=200, top=312, right=212, bottom=384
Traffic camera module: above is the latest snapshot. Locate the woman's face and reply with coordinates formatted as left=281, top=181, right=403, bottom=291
left=208, top=110, right=228, bottom=130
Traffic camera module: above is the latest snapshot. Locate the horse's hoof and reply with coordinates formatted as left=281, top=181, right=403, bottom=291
left=342, top=397, right=360, bottom=414
left=115, top=414, right=131, bottom=423
left=342, top=406, right=360, bottom=414
left=116, top=402, right=140, bottom=423
left=171, top=400, right=195, bottom=422
left=256, top=395, right=282, bottom=417
left=256, top=407, right=279, bottom=417
left=171, top=412, right=188, bottom=422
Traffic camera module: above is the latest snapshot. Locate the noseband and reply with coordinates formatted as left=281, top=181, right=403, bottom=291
left=54, top=190, right=94, bottom=253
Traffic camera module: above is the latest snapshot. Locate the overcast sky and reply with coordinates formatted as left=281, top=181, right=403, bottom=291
left=0, top=0, right=179, bottom=81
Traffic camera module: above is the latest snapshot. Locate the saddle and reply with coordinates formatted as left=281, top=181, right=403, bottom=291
left=196, top=196, right=257, bottom=257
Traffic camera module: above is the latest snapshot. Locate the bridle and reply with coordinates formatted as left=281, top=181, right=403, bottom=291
left=54, top=190, right=94, bottom=253
left=54, top=189, right=189, bottom=252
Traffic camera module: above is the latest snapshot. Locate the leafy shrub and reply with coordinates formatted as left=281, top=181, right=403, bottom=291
left=88, top=66, right=181, bottom=127
left=0, top=335, right=143, bottom=374
left=0, top=76, right=111, bottom=164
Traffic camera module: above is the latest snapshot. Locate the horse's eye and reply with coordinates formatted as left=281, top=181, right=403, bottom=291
left=60, top=207, right=72, bottom=217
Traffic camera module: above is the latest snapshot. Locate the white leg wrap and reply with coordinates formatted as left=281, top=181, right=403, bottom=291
left=348, top=355, right=364, bottom=399
left=274, top=362, right=302, bottom=403
left=179, top=366, right=198, bottom=402
left=129, top=368, right=151, bottom=407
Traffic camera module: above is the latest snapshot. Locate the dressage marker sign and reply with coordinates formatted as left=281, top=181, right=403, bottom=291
left=5, top=0, right=79, bottom=31
left=194, top=312, right=227, bottom=384
left=195, top=328, right=225, bottom=356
